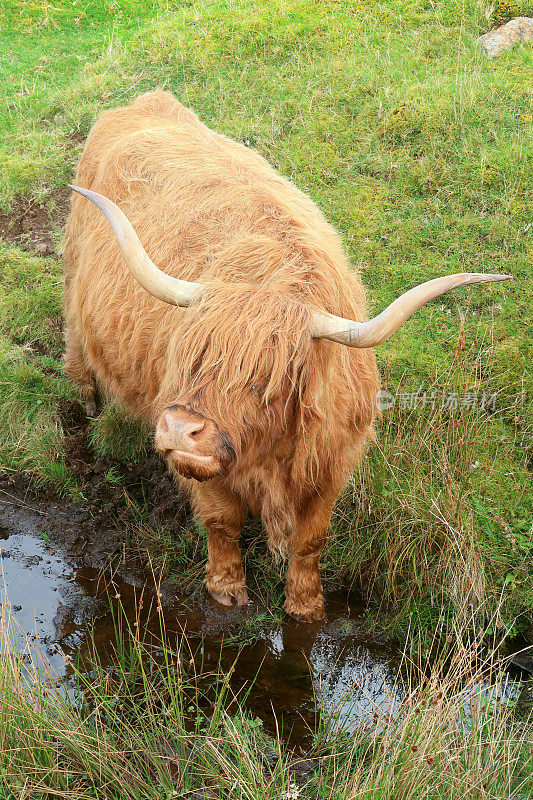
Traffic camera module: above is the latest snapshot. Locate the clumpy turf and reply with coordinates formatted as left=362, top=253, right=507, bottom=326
left=0, top=0, right=531, bottom=634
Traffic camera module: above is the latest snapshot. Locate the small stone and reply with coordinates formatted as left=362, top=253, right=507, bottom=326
left=477, top=16, right=533, bottom=58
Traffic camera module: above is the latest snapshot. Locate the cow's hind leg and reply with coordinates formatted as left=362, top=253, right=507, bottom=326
left=64, top=326, right=98, bottom=417
left=284, top=491, right=337, bottom=623
left=192, top=481, right=248, bottom=607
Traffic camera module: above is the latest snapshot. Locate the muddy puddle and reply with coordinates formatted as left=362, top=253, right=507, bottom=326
left=0, top=480, right=530, bottom=749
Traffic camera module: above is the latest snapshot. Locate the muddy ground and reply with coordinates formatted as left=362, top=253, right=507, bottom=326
left=1, top=455, right=531, bottom=749
left=1, top=395, right=532, bottom=753
left=0, top=189, right=71, bottom=257
left=2, top=393, right=192, bottom=585
left=58, top=398, right=192, bottom=543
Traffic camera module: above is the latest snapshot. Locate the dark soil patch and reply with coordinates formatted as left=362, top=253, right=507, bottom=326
left=32, top=335, right=61, bottom=357
left=57, top=399, right=191, bottom=535
left=0, top=188, right=71, bottom=256
left=21, top=325, right=64, bottom=363
left=0, top=469, right=138, bottom=579
left=69, top=130, right=87, bottom=146
left=0, top=399, right=192, bottom=593
left=0, top=470, right=186, bottom=607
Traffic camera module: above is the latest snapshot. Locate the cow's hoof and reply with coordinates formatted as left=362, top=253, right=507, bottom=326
left=208, top=590, right=233, bottom=606
left=285, top=600, right=325, bottom=623
left=208, top=588, right=249, bottom=608
left=84, top=393, right=99, bottom=417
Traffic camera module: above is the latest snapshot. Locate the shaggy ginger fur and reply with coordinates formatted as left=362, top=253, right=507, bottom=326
left=63, top=90, right=380, bottom=621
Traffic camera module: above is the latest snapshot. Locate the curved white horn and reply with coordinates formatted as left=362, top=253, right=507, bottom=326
left=69, top=185, right=203, bottom=307
left=310, top=272, right=513, bottom=347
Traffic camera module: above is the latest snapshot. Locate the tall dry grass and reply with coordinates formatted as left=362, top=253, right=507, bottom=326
left=329, top=331, right=531, bottom=634
left=0, top=597, right=530, bottom=799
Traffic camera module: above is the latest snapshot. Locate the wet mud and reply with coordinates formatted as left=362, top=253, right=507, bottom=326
left=57, top=399, right=192, bottom=537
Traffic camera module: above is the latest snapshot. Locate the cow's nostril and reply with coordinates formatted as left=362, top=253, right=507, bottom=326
left=187, top=421, right=205, bottom=438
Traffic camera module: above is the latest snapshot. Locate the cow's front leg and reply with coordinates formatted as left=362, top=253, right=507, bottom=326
left=192, top=481, right=248, bottom=607
left=284, top=492, right=336, bottom=622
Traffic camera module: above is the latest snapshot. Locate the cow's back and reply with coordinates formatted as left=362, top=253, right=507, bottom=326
left=65, top=90, right=349, bottom=286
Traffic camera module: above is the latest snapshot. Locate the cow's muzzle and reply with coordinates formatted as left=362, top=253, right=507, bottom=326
left=155, top=405, right=234, bottom=481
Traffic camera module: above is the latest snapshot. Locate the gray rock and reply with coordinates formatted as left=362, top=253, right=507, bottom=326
left=477, top=16, right=533, bottom=58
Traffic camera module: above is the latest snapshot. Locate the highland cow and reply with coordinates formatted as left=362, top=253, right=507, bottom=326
left=63, top=90, right=510, bottom=621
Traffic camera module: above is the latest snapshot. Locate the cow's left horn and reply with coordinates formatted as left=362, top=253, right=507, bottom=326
left=69, top=186, right=203, bottom=307
left=310, top=272, right=512, bottom=348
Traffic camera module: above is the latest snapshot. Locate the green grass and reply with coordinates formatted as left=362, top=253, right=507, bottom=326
left=0, top=0, right=531, bottom=633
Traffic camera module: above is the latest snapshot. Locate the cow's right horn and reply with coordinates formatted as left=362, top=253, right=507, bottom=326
left=69, top=186, right=203, bottom=307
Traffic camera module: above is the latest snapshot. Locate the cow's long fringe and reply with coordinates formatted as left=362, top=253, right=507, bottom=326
left=170, top=282, right=312, bottom=405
